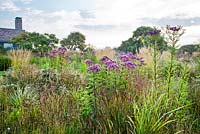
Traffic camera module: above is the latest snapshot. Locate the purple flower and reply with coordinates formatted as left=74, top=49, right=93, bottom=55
left=105, top=60, right=116, bottom=66
left=127, top=52, right=137, bottom=59
left=119, top=54, right=129, bottom=62
left=169, top=26, right=180, bottom=31
left=85, top=59, right=93, bottom=66
left=176, top=53, right=188, bottom=58
left=87, top=64, right=101, bottom=72
left=100, top=56, right=111, bottom=64
left=51, top=49, right=57, bottom=54
left=149, top=29, right=161, bottom=35
left=58, top=47, right=67, bottom=52
left=49, top=53, right=56, bottom=58
left=45, top=53, right=49, bottom=57
left=107, top=63, right=119, bottom=71
left=122, top=61, right=136, bottom=69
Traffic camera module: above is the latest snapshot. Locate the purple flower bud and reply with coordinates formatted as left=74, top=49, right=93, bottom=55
left=127, top=52, right=137, bottom=59
left=51, top=49, right=57, bottom=54
left=85, top=59, right=93, bottom=66
left=149, top=29, right=161, bottom=35
left=49, top=53, right=56, bottom=58
left=169, top=26, right=180, bottom=31
left=87, top=64, right=101, bottom=73
left=176, top=53, right=188, bottom=58
left=119, top=54, right=129, bottom=62
left=107, top=63, right=119, bottom=71
left=59, top=47, right=67, bottom=52
left=105, top=60, right=116, bottom=66
left=45, top=53, right=49, bottom=57
left=100, top=56, right=111, bottom=64
left=122, top=61, right=136, bottom=69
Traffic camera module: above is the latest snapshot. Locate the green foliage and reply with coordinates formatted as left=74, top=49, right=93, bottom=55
left=178, top=44, right=200, bottom=54
left=60, top=32, right=87, bottom=51
left=117, top=26, right=168, bottom=54
left=10, top=32, right=59, bottom=55
left=1, top=27, right=200, bottom=133
left=0, top=56, right=12, bottom=71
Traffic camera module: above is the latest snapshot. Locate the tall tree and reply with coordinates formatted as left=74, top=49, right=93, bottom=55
left=60, top=32, right=86, bottom=51
left=11, top=32, right=58, bottom=55
left=10, top=32, right=32, bottom=50
left=117, top=26, right=168, bottom=54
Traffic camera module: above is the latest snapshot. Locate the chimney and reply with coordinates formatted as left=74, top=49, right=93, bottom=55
left=15, top=17, right=22, bottom=30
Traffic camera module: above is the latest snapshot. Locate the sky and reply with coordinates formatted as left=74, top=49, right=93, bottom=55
left=0, top=0, right=200, bottom=48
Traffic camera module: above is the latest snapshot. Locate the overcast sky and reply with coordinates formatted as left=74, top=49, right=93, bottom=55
left=0, top=0, right=200, bottom=48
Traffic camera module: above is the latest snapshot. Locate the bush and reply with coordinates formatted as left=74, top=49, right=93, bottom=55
left=0, top=56, right=11, bottom=71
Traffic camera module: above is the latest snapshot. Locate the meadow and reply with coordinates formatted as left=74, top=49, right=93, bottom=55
left=0, top=27, right=200, bottom=134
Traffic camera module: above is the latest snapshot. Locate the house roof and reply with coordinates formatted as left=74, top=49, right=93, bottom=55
left=0, top=28, right=25, bottom=43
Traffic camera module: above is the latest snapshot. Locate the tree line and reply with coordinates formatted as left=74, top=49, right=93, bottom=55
left=10, top=26, right=198, bottom=56
left=10, top=32, right=90, bottom=56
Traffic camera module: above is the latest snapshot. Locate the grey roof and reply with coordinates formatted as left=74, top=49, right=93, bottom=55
left=0, top=28, right=25, bottom=42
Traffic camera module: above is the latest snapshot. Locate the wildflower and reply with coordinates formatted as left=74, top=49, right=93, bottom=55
left=49, top=53, right=56, bottom=58
left=58, top=47, right=67, bottom=53
left=169, top=26, right=180, bottom=31
left=51, top=49, right=57, bottom=53
left=85, top=59, right=93, bottom=66
left=119, top=54, right=129, bottom=62
left=100, top=56, right=111, bottom=64
left=127, top=52, right=137, bottom=59
left=149, top=29, right=161, bottom=35
left=107, top=63, right=119, bottom=71
left=45, top=53, right=49, bottom=57
left=87, top=64, right=101, bottom=72
left=105, top=60, right=116, bottom=66
left=122, top=61, right=136, bottom=69
left=176, top=53, right=188, bottom=58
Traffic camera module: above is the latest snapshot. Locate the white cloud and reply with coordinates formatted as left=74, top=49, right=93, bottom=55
left=2, top=0, right=199, bottom=48
left=0, top=0, right=20, bottom=12
left=20, top=0, right=33, bottom=4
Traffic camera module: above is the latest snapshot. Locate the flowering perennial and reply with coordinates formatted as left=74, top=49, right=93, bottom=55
left=87, top=64, right=101, bottom=72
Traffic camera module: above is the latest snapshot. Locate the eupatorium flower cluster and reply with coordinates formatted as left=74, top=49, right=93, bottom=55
left=149, top=29, right=161, bottom=36
left=119, top=52, right=145, bottom=69
left=100, top=56, right=119, bottom=71
left=87, top=64, right=101, bottom=72
left=46, top=47, right=67, bottom=58
left=85, top=52, right=145, bottom=73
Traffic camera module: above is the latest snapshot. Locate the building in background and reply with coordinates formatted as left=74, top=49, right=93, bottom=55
left=0, top=17, right=25, bottom=49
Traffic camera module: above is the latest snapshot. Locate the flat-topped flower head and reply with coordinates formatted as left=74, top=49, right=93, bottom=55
left=122, top=61, right=136, bottom=69
left=49, top=53, right=56, bottom=58
left=149, top=29, right=161, bottom=36
left=119, top=54, right=129, bottom=62
left=167, top=25, right=181, bottom=32
left=51, top=49, right=57, bottom=54
left=58, top=47, right=67, bottom=53
left=107, top=63, right=119, bottom=71
left=127, top=52, right=137, bottom=59
left=87, top=64, right=101, bottom=73
left=105, top=60, right=116, bottom=66
left=100, top=56, right=111, bottom=64
left=85, top=59, right=93, bottom=66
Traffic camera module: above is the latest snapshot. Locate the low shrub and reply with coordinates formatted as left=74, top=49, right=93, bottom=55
left=0, top=56, right=12, bottom=71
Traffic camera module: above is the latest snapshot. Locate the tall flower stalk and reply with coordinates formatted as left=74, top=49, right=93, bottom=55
left=148, top=29, right=161, bottom=90
left=165, top=25, right=185, bottom=98
left=86, top=63, right=101, bottom=133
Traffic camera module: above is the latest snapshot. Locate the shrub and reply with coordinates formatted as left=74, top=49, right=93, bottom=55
left=0, top=56, right=12, bottom=71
